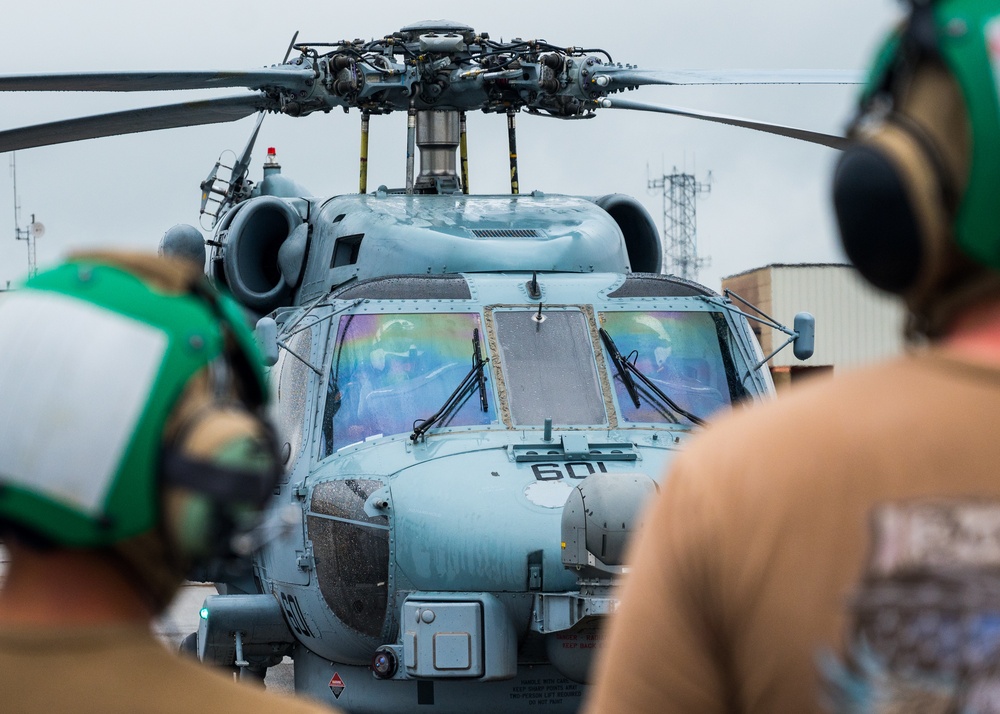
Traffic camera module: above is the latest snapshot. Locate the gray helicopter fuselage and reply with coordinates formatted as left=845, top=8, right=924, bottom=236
left=196, top=181, right=776, bottom=713
left=214, top=190, right=662, bottom=313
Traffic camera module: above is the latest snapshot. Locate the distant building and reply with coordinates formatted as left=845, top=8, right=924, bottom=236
left=722, top=264, right=906, bottom=389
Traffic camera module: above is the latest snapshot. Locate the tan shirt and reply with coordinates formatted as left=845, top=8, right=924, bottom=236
left=0, top=623, right=335, bottom=713
left=584, top=350, right=1000, bottom=714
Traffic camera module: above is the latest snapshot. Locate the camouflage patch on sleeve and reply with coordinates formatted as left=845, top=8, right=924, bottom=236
left=822, top=499, right=1000, bottom=713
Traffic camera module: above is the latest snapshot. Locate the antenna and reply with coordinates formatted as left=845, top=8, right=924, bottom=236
left=648, top=167, right=711, bottom=282
left=11, top=153, right=42, bottom=279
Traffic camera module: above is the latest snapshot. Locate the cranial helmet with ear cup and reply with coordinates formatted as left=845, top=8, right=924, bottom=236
left=0, top=252, right=281, bottom=610
left=833, top=0, right=1000, bottom=332
left=369, top=317, right=421, bottom=371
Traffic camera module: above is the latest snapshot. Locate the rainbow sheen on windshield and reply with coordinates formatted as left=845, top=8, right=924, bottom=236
left=600, top=311, right=735, bottom=424
left=323, top=313, right=495, bottom=452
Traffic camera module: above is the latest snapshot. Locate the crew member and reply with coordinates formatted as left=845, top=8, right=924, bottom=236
left=585, top=1, right=1000, bottom=711
left=0, top=252, right=335, bottom=713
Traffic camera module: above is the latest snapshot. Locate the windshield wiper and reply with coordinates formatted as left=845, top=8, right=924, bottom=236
left=474, top=324, right=489, bottom=413
left=599, top=327, right=641, bottom=408
left=599, top=327, right=705, bottom=427
left=410, top=328, right=490, bottom=442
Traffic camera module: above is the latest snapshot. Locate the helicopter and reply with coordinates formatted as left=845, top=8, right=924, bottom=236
left=0, top=18, right=843, bottom=713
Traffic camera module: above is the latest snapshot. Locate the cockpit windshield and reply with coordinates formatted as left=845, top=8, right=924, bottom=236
left=323, top=312, right=496, bottom=453
left=492, top=309, right=607, bottom=427
left=598, top=310, right=743, bottom=423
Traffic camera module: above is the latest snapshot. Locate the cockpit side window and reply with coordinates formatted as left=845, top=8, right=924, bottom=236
left=270, top=327, right=313, bottom=479
left=599, top=310, right=746, bottom=423
left=322, top=312, right=495, bottom=454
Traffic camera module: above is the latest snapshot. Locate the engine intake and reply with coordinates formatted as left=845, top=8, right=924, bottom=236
left=220, top=196, right=304, bottom=313
left=593, top=194, right=661, bottom=273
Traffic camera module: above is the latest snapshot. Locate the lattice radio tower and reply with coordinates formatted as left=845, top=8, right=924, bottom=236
left=11, top=153, right=43, bottom=279
left=648, top=168, right=711, bottom=281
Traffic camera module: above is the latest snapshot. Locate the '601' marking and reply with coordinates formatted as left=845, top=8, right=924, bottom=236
left=280, top=592, right=314, bottom=638
left=531, top=462, right=609, bottom=481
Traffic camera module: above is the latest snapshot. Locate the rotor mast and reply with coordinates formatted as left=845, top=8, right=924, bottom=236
left=414, top=110, right=463, bottom=194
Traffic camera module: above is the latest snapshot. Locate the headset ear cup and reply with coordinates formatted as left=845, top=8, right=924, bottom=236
left=161, top=490, right=216, bottom=562
left=833, top=143, right=925, bottom=293
left=370, top=348, right=386, bottom=372
left=161, top=404, right=281, bottom=565
left=835, top=112, right=956, bottom=300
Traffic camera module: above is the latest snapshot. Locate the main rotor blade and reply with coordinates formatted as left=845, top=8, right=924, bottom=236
left=0, top=95, right=272, bottom=152
left=600, top=97, right=849, bottom=150
left=0, top=68, right=314, bottom=93
left=595, top=68, right=863, bottom=88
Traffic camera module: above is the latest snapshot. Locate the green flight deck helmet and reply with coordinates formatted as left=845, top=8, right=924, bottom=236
left=0, top=252, right=280, bottom=610
left=833, top=0, right=1000, bottom=336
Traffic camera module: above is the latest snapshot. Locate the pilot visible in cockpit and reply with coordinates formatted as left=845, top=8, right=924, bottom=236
left=360, top=318, right=452, bottom=437
left=369, top=318, right=425, bottom=384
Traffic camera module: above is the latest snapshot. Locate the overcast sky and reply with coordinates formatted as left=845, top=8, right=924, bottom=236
left=0, top=0, right=901, bottom=292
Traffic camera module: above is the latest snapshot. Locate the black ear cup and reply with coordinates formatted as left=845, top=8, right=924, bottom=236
left=833, top=143, right=925, bottom=293
left=832, top=0, right=974, bottom=317
left=834, top=75, right=960, bottom=301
